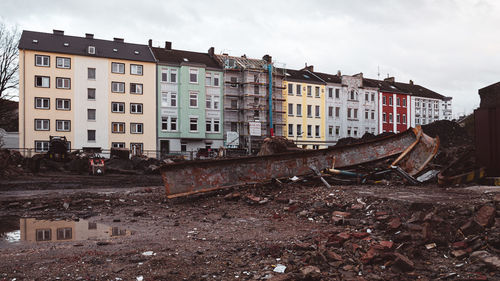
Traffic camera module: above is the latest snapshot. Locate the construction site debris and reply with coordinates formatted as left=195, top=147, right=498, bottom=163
left=258, top=136, right=302, bottom=156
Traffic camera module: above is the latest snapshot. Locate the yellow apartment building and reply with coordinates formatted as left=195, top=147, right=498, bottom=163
left=283, top=67, right=326, bottom=148
left=18, top=30, right=156, bottom=154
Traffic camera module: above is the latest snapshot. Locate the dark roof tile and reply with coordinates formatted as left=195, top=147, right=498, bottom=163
left=19, top=30, right=155, bottom=63
left=152, top=47, right=221, bottom=69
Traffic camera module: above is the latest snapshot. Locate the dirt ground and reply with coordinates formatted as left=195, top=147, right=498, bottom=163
left=1, top=173, right=500, bottom=281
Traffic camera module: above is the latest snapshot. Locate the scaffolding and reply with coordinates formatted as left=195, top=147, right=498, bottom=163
left=216, top=54, right=286, bottom=150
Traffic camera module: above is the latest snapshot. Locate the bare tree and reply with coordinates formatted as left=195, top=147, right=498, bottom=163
left=0, top=22, right=19, bottom=100
left=0, top=22, right=19, bottom=132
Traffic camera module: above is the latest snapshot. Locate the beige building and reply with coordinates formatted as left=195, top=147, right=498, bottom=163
left=18, top=30, right=156, bottom=154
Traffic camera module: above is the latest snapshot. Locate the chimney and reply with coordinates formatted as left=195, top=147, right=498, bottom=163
left=384, top=77, right=395, bottom=83
left=208, top=47, right=214, bottom=57
left=409, top=79, right=414, bottom=85
left=337, top=70, right=341, bottom=76
left=85, top=33, right=94, bottom=39
left=53, top=29, right=64, bottom=36
left=263, top=54, right=272, bottom=63
left=241, top=54, right=247, bottom=58
left=303, top=64, right=314, bottom=72
left=113, top=37, right=124, bottom=43
left=165, top=41, right=172, bottom=50
left=148, top=39, right=152, bottom=47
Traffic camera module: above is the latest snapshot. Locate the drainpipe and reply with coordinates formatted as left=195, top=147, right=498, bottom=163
left=268, top=64, right=273, bottom=136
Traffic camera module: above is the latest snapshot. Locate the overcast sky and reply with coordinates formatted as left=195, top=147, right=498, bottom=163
left=2, top=0, right=499, bottom=116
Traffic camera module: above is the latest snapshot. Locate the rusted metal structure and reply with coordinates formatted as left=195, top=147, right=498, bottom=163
left=161, top=126, right=438, bottom=198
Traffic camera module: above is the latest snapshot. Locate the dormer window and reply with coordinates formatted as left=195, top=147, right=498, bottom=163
left=63, top=43, right=69, bottom=47
left=134, top=51, right=139, bottom=55
left=32, top=39, right=38, bottom=44
left=88, top=46, right=96, bottom=54
left=113, top=48, right=118, bottom=52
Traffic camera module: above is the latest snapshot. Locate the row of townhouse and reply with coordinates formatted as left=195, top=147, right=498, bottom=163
left=18, top=29, right=452, bottom=154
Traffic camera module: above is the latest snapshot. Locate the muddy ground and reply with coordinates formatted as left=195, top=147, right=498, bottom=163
left=1, top=173, right=500, bottom=281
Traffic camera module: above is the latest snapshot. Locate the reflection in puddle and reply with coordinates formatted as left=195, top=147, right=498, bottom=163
left=0, top=217, right=132, bottom=243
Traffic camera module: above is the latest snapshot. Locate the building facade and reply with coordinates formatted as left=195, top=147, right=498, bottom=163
left=283, top=67, right=326, bottom=148
left=215, top=54, right=285, bottom=151
left=18, top=30, right=156, bottom=154
left=152, top=43, right=224, bottom=155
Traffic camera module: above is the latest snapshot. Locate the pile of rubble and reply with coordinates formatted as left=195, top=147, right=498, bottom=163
left=0, top=149, right=25, bottom=178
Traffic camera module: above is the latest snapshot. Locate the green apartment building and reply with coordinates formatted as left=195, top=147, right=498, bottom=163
left=151, top=42, right=223, bottom=155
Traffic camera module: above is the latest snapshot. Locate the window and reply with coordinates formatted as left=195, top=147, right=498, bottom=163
left=35, top=119, right=49, bottom=131
left=371, top=110, right=375, bottom=120
left=112, top=122, right=125, bottom=133
left=130, top=83, right=143, bottom=94
left=396, top=114, right=401, bottom=123
left=161, top=117, right=177, bottom=131
left=130, top=64, right=143, bottom=75
left=297, top=124, right=302, bottom=136
left=230, top=77, right=238, bottom=87
left=161, top=69, right=168, bottom=82
left=403, top=98, right=407, bottom=107
left=88, top=46, right=96, bottom=54
left=206, top=73, right=211, bottom=86
left=35, top=76, right=50, bottom=88
left=190, top=69, right=198, bottom=83
left=88, top=88, right=96, bottom=100
left=335, top=107, right=340, bottom=118
left=307, top=86, right=312, bottom=97
left=389, top=97, right=393, bottom=105
left=36, top=229, right=51, bottom=241
left=88, top=68, right=96, bottom=80
left=206, top=118, right=220, bottom=133
left=315, top=125, right=320, bottom=137
left=130, top=103, right=143, bottom=114
left=383, top=112, right=387, bottom=122
left=254, top=85, right=259, bottom=95
left=296, top=84, right=301, bottom=96
left=288, top=84, right=293, bottom=95
left=347, top=127, right=351, bottom=136
left=365, top=93, right=369, bottom=102
left=288, top=103, right=293, bottom=116
left=349, top=90, right=358, bottom=100
left=111, top=82, right=125, bottom=93
left=111, top=142, right=125, bottom=148
left=35, top=141, right=49, bottom=152
left=353, top=127, right=358, bottom=137
left=56, top=77, right=71, bottom=89
left=111, top=102, right=125, bottom=113
left=206, top=95, right=212, bottom=109
left=111, top=62, right=125, bottom=74
left=347, top=108, right=352, bottom=118
left=213, top=74, right=219, bottom=86
left=56, top=98, right=71, bottom=110
left=288, top=124, right=293, bottom=136
left=131, top=123, right=143, bottom=134
left=329, top=126, right=333, bottom=136
left=328, top=88, right=333, bottom=98
left=190, top=117, right=198, bottom=131
left=170, top=69, right=177, bottom=83
left=335, top=126, right=340, bottom=136
left=402, top=114, right=407, bottom=124
left=365, top=110, right=369, bottom=120
left=328, top=106, right=333, bottom=117
left=230, top=99, right=238, bottom=109
left=335, top=88, right=340, bottom=99
left=189, top=92, right=198, bottom=107
left=315, top=86, right=320, bottom=97
left=315, top=105, right=320, bottom=118
left=307, top=105, right=312, bottom=117
left=213, top=96, right=219, bottom=109
left=35, top=97, right=50, bottom=109
left=88, top=130, right=96, bottom=141
left=307, top=125, right=312, bottom=137
left=161, top=92, right=177, bottom=107
left=56, top=57, right=70, bottom=69
left=353, top=109, right=358, bottom=119
left=87, top=109, right=96, bottom=120
left=230, top=122, right=238, bottom=132
left=59, top=118, right=73, bottom=132
left=389, top=113, right=393, bottom=123
left=35, top=55, right=50, bottom=67
left=383, top=96, right=386, bottom=105
left=371, top=93, right=375, bottom=102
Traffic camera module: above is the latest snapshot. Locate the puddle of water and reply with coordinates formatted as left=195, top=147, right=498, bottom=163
left=0, top=216, right=132, bottom=244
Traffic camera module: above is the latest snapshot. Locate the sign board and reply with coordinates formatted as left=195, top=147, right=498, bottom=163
left=226, top=131, right=239, bottom=147
left=249, top=122, right=261, bottom=136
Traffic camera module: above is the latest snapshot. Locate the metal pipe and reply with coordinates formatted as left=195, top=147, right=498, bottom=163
left=268, top=63, right=273, bottom=136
